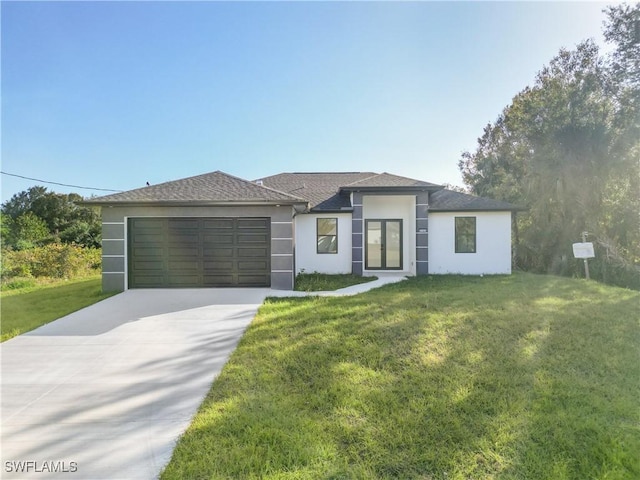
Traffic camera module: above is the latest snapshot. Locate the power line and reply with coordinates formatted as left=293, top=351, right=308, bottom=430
left=1, top=171, right=122, bottom=193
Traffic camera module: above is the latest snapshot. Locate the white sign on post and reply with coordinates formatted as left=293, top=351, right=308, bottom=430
left=572, top=242, right=595, bottom=259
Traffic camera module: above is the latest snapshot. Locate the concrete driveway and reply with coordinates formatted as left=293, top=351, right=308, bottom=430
left=1, top=288, right=270, bottom=480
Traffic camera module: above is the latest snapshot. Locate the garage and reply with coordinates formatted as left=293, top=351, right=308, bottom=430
left=128, top=217, right=271, bottom=288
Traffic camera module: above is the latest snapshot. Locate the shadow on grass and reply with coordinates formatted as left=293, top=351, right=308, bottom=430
left=0, top=277, right=115, bottom=341
left=162, top=273, right=640, bottom=479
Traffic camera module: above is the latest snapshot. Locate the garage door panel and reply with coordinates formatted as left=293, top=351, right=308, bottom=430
left=203, top=247, right=235, bottom=258
left=203, top=219, right=234, bottom=229
left=238, top=233, right=269, bottom=244
left=132, top=246, right=164, bottom=257
left=168, top=261, right=200, bottom=271
left=133, top=233, right=165, bottom=244
left=238, top=274, right=271, bottom=285
left=203, top=260, right=235, bottom=271
left=203, top=234, right=234, bottom=244
left=203, top=275, right=235, bottom=286
left=238, top=247, right=269, bottom=258
left=132, top=259, right=164, bottom=270
left=168, top=246, right=199, bottom=257
left=128, top=217, right=270, bottom=288
left=131, top=219, right=164, bottom=229
left=131, top=275, right=166, bottom=287
left=238, top=260, right=269, bottom=271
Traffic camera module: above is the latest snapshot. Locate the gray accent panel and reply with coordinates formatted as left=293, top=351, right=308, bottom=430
left=352, top=219, right=363, bottom=234
left=102, top=241, right=125, bottom=256
left=417, top=233, right=429, bottom=247
left=271, top=255, right=293, bottom=271
left=416, top=204, right=429, bottom=219
left=272, top=241, right=293, bottom=255
left=352, top=262, right=363, bottom=276
left=271, top=271, right=293, bottom=290
left=103, top=223, right=125, bottom=240
left=351, top=195, right=363, bottom=277
left=271, top=222, right=293, bottom=239
left=103, top=256, right=125, bottom=273
left=416, top=218, right=429, bottom=231
left=102, top=209, right=125, bottom=223
left=416, top=193, right=429, bottom=276
left=416, top=192, right=429, bottom=205
left=416, top=261, right=429, bottom=275
left=102, top=273, right=125, bottom=292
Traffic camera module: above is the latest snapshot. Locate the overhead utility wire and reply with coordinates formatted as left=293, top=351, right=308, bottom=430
left=1, top=171, right=122, bottom=193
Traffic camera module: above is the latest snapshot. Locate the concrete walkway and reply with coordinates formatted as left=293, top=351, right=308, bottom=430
left=269, top=274, right=407, bottom=297
left=0, top=276, right=405, bottom=479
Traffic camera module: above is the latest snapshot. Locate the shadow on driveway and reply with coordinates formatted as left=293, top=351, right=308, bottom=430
left=1, top=288, right=270, bottom=480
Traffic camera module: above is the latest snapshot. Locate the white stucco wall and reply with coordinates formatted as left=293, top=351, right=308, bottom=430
left=428, top=211, right=512, bottom=275
left=362, top=195, right=416, bottom=275
left=295, top=213, right=352, bottom=274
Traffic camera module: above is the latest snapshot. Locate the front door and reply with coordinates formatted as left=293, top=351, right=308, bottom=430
left=365, top=219, right=403, bottom=270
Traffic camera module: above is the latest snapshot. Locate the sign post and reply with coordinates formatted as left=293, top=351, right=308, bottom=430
left=572, top=232, right=595, bottom=280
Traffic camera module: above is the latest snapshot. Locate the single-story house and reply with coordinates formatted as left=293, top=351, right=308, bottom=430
left=85, top=171, right=520, bottom=291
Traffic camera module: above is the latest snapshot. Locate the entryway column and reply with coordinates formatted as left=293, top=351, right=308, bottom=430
left=351, top=192, right=363, bottom=275
left=416, top=192, right=429, bottom=275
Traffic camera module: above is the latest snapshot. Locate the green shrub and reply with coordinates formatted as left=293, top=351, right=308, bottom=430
left=1, top=244, right=101, bottom=281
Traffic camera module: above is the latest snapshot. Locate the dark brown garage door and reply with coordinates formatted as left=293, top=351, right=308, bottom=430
left=128, top=217, right=270, bottom=288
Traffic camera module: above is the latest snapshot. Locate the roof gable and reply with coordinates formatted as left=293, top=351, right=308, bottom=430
left=86, top=171, right=305, bottom=205
left=258, top=172, right=441, bottom=211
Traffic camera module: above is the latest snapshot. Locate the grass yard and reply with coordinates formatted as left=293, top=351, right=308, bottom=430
left=162, top=273, right=639, bottom=480
left=295, top=272, right=378, bottom=292
left=1, top=276, right=115, bottom=341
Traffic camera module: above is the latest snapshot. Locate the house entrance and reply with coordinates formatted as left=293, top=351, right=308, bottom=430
left=365, top=219, right=403, bottom=270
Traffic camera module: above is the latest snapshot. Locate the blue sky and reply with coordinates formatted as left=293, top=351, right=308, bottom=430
left=1, top=1, right=611, bottom=202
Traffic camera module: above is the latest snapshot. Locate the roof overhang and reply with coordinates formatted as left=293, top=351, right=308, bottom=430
left=339, top=185, right=444, bottom=194
left=79, top=199, right=309, bottom=208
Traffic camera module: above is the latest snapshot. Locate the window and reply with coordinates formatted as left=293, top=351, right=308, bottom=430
left=455, top=217, right=476, bottom=253
left=317, top=218, right=338, bottom=254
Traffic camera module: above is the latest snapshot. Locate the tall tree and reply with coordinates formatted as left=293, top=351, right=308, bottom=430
left=460, top=19, right=639, bottom=287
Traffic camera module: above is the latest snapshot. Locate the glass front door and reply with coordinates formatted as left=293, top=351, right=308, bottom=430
left=365, top=219, right=402, bottom=270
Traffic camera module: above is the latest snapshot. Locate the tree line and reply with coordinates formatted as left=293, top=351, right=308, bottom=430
left=1, top=186, right=101, bottom=250
left=459, top=4, right=639, bottom=289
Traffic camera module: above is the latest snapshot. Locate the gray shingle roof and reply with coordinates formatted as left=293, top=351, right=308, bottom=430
left=257, top=172, right=377, bottom=210
left=343, top=172, right=441, bottom=189
left=85, top=171, right=305, bottom=205
left=429, top=189, right=522, bottom=211
left=258, top=172, right=441, bottom=211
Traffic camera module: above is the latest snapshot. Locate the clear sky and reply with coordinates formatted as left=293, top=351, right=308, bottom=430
left=1, top=1, right=612, bottom=203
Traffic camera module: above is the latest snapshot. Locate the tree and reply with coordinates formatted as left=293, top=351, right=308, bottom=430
left=459, top=27, right=639, bottom=287
left=1, top=187, right=101, bottom=249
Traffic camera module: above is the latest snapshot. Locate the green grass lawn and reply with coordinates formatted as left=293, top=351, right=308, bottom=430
left=161, top=273, right=639, bottom=480
left=1, top=276, right=115, bottom=341
left=295, top=272, right=378, bottom=292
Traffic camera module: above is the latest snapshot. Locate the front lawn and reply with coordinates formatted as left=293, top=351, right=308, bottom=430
left=1, top=276, right=115, bottom=341
left=161, top=273, right=639, bottom=479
